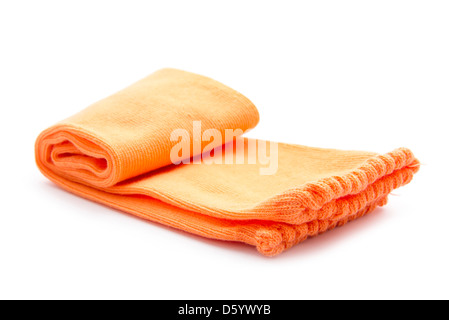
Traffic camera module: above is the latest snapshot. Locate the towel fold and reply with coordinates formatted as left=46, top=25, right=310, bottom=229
left=35, top=68, right=419, bottom=256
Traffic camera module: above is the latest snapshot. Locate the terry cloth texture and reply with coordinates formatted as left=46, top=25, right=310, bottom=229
left=35, top=68, right=420, bottom=256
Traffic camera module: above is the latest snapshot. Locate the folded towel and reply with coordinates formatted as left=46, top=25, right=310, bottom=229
left=35, top=68, right=419, bottom=256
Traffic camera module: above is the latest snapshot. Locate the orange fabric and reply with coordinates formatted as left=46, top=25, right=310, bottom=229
left=35, top=68, right=419, bottom=256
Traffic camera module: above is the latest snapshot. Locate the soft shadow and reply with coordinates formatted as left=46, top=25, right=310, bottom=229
left=38, top=180, right=390, bottom=260
left=275, top=206, right=389, bottom=260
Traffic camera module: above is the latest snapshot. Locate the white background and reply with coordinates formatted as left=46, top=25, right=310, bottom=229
left=1, top=1, right=448, bottom=300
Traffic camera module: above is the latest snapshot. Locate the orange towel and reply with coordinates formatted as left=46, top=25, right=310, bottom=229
left=35, top=68, right=419, bottom=256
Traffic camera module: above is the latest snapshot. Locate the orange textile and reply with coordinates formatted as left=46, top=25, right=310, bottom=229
left=35, top=69, right=419, bottom=256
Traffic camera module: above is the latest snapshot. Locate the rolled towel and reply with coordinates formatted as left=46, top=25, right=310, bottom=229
left=35, top=68, right=419, bottom=256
